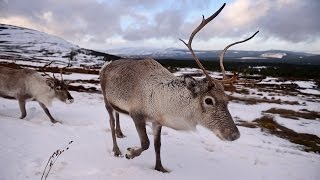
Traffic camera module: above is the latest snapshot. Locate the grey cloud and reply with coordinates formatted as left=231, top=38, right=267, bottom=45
left=0, top=0, right=226, bottom=44
left=258, top=1, right=320, bottom=42
left=0, top=0, right=319, bottom=48
left=123, top=9, right=184, bottom=40
left=121, top=0, right=212, bottom=41
left=205, top=0, right=320, bottom=43
left=0, top=0, right=124, bottom=44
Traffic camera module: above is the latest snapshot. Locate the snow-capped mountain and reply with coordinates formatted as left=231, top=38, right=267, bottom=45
left=106, top=47, right=316, bottom=63
left=106, top=47, right=188, bottom=58
left=261, top=52, right=287, bottom=59
left=0, top=24, right=120, bottom=67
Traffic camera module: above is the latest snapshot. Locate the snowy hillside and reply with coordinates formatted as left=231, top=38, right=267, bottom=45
left=0, top=68, right=319, bottom=180
left=0, top=24, right=120, bottom=67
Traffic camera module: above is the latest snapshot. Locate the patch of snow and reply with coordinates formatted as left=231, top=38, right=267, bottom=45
left=261, top=53, right=287, bottom=59
left=252, top=66, right=267, bottom=69
left=274, top=116, right=320, bottom=137
left=294, top=81, right=317, bottom=89
left=299, top=89, right=320, bottom=95
left=241, top=57, right=266, bottom=59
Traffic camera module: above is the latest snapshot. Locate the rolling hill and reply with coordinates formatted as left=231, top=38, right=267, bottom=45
left=0, top=24, right=120, bottom=68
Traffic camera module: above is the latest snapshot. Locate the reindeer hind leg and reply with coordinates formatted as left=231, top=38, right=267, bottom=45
left=125, top=112, right=150, bottom=159
left=115, top=112, right=125, bottom=138
left=105, top=103, right=122, bottom=157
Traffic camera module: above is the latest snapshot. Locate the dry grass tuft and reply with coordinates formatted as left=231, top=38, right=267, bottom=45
left=263, top=108, right=320, bottom=120
left=229, top=95, right=300, bottom=105
left=68, top=85, right=100, bottom=93
left=237, top=116, right=320, bottom=153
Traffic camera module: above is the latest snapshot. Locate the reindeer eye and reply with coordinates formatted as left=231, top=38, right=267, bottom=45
left=204, top=97, right=214, bottom=106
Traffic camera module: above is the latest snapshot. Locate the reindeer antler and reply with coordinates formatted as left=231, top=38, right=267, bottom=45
left=59, top=59, right=73, bottom=82
left=219, top=30, right=259, bottom=84
left=39, top=61, right=63, bottom=82
left=180, top=3, right=259, bottom=88
left=180, top=3, right=226, bottom=87
left=40, top=61, right=56, bottom=80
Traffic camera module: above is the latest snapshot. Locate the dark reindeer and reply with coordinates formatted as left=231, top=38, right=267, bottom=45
left=100, top=3, right=258, bottom=172
left=0, top=65, right=74, bottom=123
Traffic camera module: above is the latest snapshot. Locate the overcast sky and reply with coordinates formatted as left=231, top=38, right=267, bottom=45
left=0, top=0, right=319, bottom=53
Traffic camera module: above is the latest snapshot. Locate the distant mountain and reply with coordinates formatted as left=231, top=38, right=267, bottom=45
left=0, top=24, right=120, bottom=67
left=106, top=47, right=320, bottom=65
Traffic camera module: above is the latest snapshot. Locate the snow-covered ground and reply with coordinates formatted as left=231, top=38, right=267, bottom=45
left=0, top=71, right=319, bottom=180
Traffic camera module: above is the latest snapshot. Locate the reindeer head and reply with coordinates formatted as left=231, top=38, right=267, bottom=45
left=43, top=68, right=74, bottom=104
left=180, top=3, right=258, bottom=141
left=183, top=75, right=239, bottom=141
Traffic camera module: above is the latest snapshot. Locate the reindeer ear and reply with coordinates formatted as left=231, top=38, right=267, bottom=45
left=184, top=75, right=200, bottom=96
left=46, top=79, right=55, bottom=88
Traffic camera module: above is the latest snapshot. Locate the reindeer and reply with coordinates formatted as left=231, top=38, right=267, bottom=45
left=100, top=3, right=258, bottom=172
left=0, top=65, right=74, bottom=123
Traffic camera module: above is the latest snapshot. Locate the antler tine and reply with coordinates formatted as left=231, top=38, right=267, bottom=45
left=180, top=3, right=226, bottom=86
left=60, top=68, right=64, bottom=82
left=53, top=73, right=57, bottom=80
left=43, top=61, right=54, bottom=69
left=219, top=30, right=259, bottom=83
left=40, top=61, right=55, bottom=80
left=42, top=71, right=53, bottom=79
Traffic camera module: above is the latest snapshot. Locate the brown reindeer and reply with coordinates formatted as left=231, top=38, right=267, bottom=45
left=0, top=65, right=73, bottom=123
left=100, top=3, right=258, bottom=172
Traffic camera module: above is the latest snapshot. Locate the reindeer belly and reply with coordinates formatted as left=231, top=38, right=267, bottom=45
left=0, top=89, right=19, bottom=99
left=109, top=101, right=130, bottom=115
left=0, top=92, right=16, bottom=99
left=0, top=90, right=34, bottom=101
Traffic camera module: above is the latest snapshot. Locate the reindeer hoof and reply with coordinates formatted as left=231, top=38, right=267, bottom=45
left=125, top=154, right=132, bottom=159
left=52, top=120, right=60, bottom=124
left=155, top=164, right=169, bottom=173
left=155, top=167, right=169, bottom=173
left=114, top=151, right=122, bottom=157
left=125, top=147, right=140, bottom=159
left=125, top=148, right=133, bottom=159
left=112, top=147, right=122, bottom=157
left=116, top=131, right=126, bottom=138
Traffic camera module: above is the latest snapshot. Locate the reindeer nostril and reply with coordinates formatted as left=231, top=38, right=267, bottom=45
left=230, top=131, right=240, bottom=141
left=66, top=98, right=74, bottom=104
left=218, top=128, right=240, bottom=141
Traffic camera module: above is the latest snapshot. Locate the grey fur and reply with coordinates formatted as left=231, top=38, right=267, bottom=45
left=100, top=59, right=240, bottom=172
left=0, top=66, right=74, bottom=123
